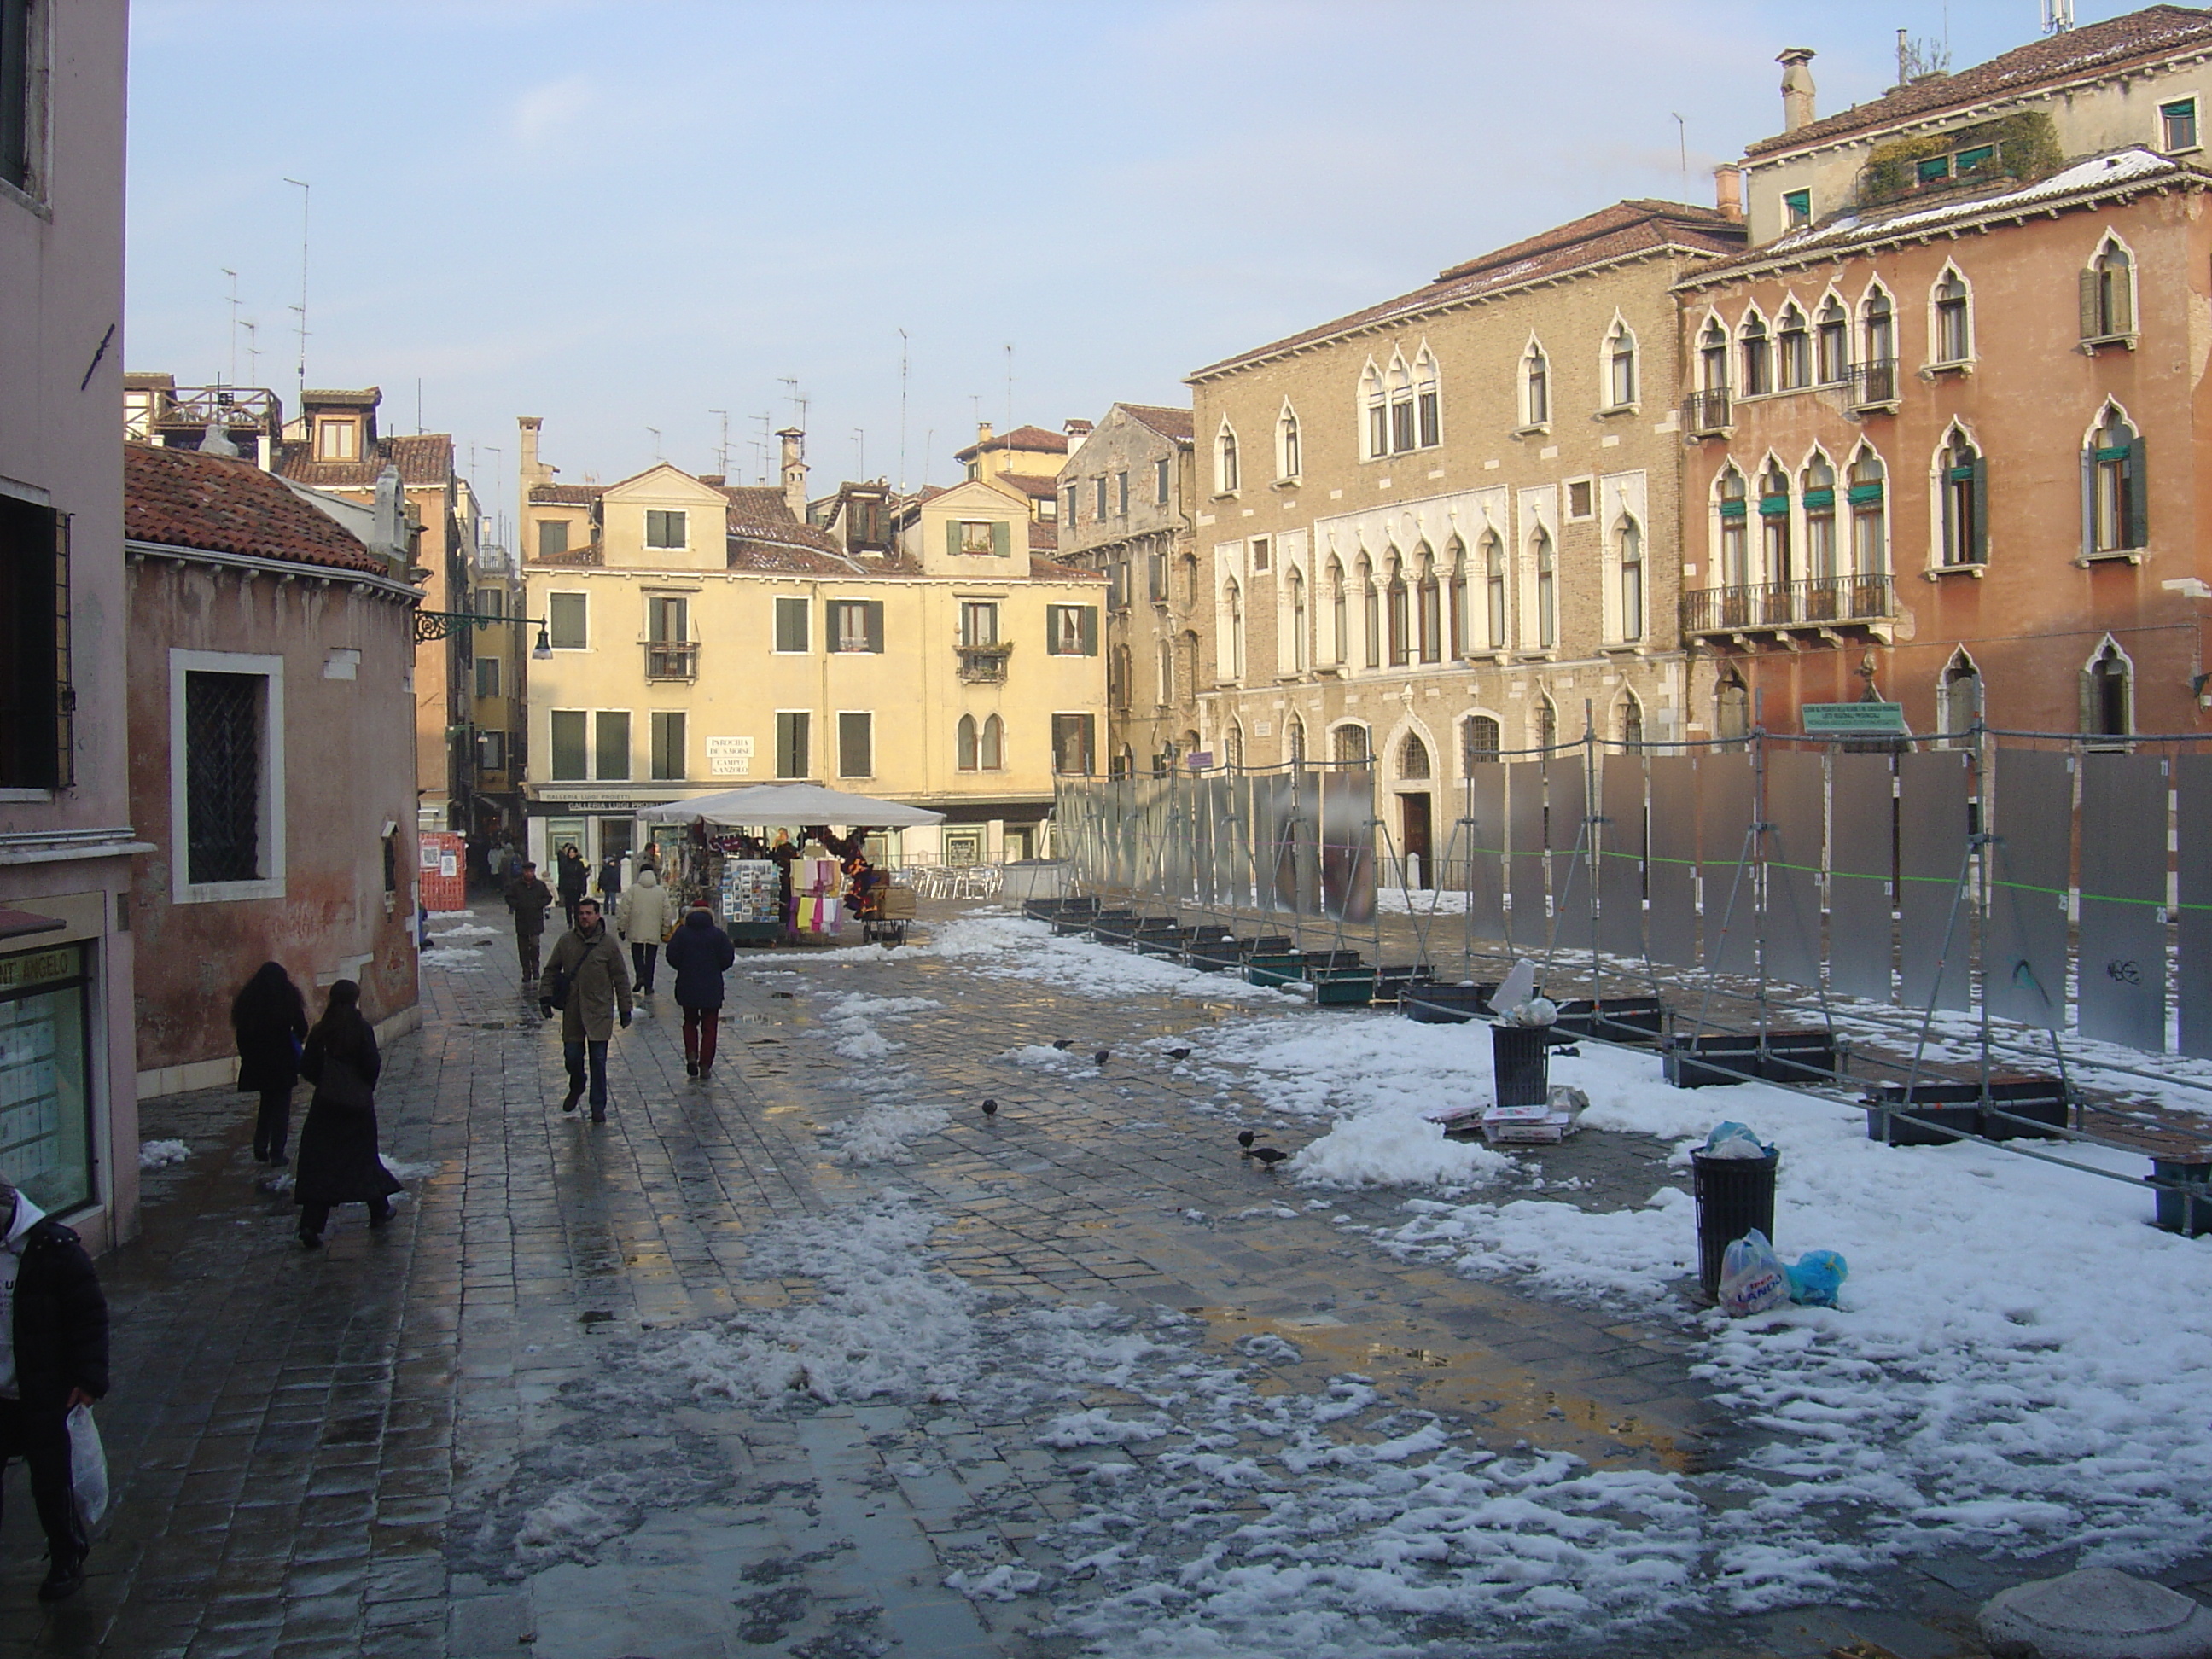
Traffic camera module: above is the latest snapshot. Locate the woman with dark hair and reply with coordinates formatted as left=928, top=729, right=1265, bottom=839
left=231, top=961, right=308, bottom=1165
left=293, top=981, right=402, bottom=1249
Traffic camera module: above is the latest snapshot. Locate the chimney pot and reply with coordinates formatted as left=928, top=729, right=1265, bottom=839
left=1714, top=165, right=1744, bottom=221
left=777, top=427, right=808, bottom=523
left=1778, top=47, right=1817, bottom=134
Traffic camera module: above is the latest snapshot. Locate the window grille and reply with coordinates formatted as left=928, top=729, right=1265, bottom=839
left=185, top=671, right=262, bottom=884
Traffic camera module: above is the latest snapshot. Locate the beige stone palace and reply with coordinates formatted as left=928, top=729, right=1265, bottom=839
left=1181, top=199, right=1744, bottom=881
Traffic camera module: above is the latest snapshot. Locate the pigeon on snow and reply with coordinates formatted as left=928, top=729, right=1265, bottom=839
left=1244, top=1146, right=1289, bottom=1170
left=1237, top=1130, right=1256, bottom=1149
left=1167, top=1046, right=1192, bottom=1061
left=1093, top=1049, right=1110, bottom=1066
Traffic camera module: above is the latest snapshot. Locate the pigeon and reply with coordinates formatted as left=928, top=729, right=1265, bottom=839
left=1051, top=1039, right=1075, bottom=1050
left=1167, top=1046, right=1192, bottom=1061
left=1094, top=1049, right=1111, bottom=1066
left=1245, top=1146, right=1290, bottom=1170
left=1237, top=1130, right=1256, bottom=1149
left=771, top=991, right=795, bottom=999
left=981, top=1098, right=998, bottom=1116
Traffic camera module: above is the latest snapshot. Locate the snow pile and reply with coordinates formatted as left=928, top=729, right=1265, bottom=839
left=419, top=946, right=487, bottom=970
left=812, top=991, right=939, bottom=1061
left=1179, top=1011, right=1498, bottom=1123
left=824, top=1101, right=951, bottom=1166
left=1382, top=1036, right=2212, bottom=1587
left=1001, top=1044, right=1079, bottom=1070
left=1288, top=1109, right=1513, bottom=1190
left=945, top=1563, right=1044, bottom=1601
left=427, top=922, right=498, bottom=940
left=138, top=1139, right=189, bottom=1168
left=643, top=1200, right=982, bottom=1406
left=823, top=913, right=1301, bottom=1004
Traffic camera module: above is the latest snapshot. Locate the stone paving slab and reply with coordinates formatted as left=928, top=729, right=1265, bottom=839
left=8, top=896, right=2163, bottom=1656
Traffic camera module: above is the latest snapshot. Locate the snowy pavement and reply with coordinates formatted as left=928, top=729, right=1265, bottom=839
left=26, top=900, right=2212, bottom=1658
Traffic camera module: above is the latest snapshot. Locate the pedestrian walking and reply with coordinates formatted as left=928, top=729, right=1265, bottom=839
left=0, top=1169, right=108, bottom=1603
left=555, top=843, right=589, bottom=929
left=230, top=961, right=308, bottom=1165
left=293, top=981, right=402, bottom=1249
left=665, top=902, right=736, bottom=1080
left=540, top=896, right=632, bottom=1121
left=597, top=850, right=625, bottom=905
left=504, top=860, right=555, bottom=986
left=767, top=830, right=800, bottom=945
left=615, top=866, right=669, bottom=995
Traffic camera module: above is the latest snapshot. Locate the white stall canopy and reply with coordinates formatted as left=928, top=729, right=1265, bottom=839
left=636, top=783, right=946, bottom=830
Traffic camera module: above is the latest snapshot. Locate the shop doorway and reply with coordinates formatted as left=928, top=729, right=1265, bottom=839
left=1400, top=791, right=1433, bottom=889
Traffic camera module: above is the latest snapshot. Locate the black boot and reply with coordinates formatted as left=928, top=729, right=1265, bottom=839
left=38, top=1552, right=84, bottom=1603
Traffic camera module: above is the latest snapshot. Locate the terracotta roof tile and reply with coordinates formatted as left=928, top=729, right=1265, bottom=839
left=720, top=485, right=801, bottom=537
left=125, top=441, right=387, bottom=575
left=1027, top=520, right=1060, bottom=552
left=1119, top=403, right=1195, bottom=443
left=1745, top=6, right=2212, bottom=158
left=300, top=387, right=381, bottom=405
left=1028, top=553, right=1103, bottom=581
left=528, top=482, right=603, bottom=505
left=1191, top=200, right=1743, bottom=380
left=995, top=472, right=1061, bottom=499
left=954, top=423, right=1070, bottom=461
left=274, top=431, right=454, bottom=489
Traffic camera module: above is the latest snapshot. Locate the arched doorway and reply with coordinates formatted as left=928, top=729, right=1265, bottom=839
left=1398, top=731, right=1434, bottom=888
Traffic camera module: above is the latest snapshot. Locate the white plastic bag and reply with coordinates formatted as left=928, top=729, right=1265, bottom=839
left=1718, top=1228, right=1790, bottom=1317
left=1702, top=1121, right=1770, bottom=1160
left=67, top=1404, right=108, bottom=1531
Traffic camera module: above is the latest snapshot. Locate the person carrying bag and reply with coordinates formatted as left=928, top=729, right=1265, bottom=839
left=293, top=981, right=403, bottom=1248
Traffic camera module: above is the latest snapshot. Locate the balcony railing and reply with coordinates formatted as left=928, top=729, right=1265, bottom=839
left=958, top=642, right=1013, bottom=683
left=1682, top=388, right=1732, bottom=435
left=1846, top=358, right=1900, bottom=411
left=644, top=641, right=699, bottom=681
left=1681, top=573, right=1899, bottom=637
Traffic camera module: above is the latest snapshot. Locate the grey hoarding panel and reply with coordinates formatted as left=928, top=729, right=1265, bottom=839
left=1292, top=770, right=1323, bottom=917
left=2179, top=757, right=2212, bottom=1057
left=1827, top=753, right=1893, bottom=1002
left=1985, top=749, right=2070, bottom=1032
left=1701, top=752, right=1758, bottom=975
left=1646, top=756, right=1697, bottom=967
left=1551, top=758, right=1594, bottom=952
left=1319, top=768, right=1376, bottom=923
left=1464, top=768, right=1508, bottom=944
left=1214, top=775, right=1241, bottom=906
left=1897, top=750, right=1971, bottom=1013
left=2078, top=752, right=2167, bottom=1051
left=1598, top=756, right=1647, bottom=958
left=1764, top=749, right=1825, bottom=989
left=1507, top=760, right=1547, bottom=951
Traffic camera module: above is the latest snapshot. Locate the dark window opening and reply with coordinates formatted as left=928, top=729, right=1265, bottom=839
left=184, top=671, right=263, bottom=884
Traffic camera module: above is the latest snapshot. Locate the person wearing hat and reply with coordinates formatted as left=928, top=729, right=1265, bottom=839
left=0, top=1170, right=108, bottom=1602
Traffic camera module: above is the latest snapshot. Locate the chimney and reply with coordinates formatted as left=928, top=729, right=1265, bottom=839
left=777, top=427, right=807, bottom=521
left=1714, top=165, right=1744, bottom=222
left=518, top=415, right=547, bottom=487
left=1778, top=48, right=1817, bottom=134
left=1063, top=417, right=1094, bottom=457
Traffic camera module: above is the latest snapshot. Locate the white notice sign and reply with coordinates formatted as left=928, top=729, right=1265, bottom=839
left=707, top=736, right=754, bottom=777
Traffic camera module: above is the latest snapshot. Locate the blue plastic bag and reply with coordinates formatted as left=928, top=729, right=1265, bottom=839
left=1703, top=1121, right=1772, bottom=1161
left=1784, top=1249, right=1848, bottom=1307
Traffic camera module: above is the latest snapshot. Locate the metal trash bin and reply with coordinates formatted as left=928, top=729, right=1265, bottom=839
left=1491, top=1026, right=1551, bottom=1109
left=1691, top=1146, right=1779, bottom=1299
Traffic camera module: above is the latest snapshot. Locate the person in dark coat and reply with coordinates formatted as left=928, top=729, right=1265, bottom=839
left=0, top=1169, right=108, bottom=1602
left=293, top=981, right=402, bottom=1249
left=767, top=830, right=801, bottom=945
left=504, top=861, right=555, bottom=985
left=664, top=904, right=736, bottom=1080
left=597, top=852, right=624, bottom=904
left=231, top=961, right=308, bottom=1165
left=539, top=897, right=633, bottom=1121
left=555, top=844, right=589, bottom=929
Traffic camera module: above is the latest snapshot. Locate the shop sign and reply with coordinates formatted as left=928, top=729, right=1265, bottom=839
left=0, top=945, right=82, bottom=997
left=1802, top=701, right=1906, bottom=736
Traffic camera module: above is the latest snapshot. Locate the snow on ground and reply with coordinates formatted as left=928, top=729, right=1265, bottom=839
left=809, top=990, right=940, bottom=1061
left=427, top=922, right=498, bottom=940
left=1287, top=1109, right=1513, bottom=1191
left=138, top=1139, right=189, bottom=1168
left=806, top=913, right=1306, bottom=1005
left=824, top=1101, right=952, bottom=1166
left=419, top=946, right=488, bottom=970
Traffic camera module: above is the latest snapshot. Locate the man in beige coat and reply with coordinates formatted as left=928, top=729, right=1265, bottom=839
left=540, top=896, right=633, bottom=1121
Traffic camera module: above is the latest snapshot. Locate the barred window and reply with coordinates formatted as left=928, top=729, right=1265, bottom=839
left=185, top=672, right=264, bottom=884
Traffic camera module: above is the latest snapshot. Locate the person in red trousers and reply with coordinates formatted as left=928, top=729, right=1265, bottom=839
left=663, top=903, right=736, bottom=1080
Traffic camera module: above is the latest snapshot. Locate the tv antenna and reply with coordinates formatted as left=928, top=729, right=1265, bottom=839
left=282, top=178, right=310, bottom=406
left=897, top=327, right=910, bottom=492
left=709, top=409, right=731, bottom=476
left=1671, top=114, right=1687, bottom=199
left=222, top=267, right=240, bottom=384
left=645, top=426, right=661, bottom=462
left=852, top=428, right=865, bottom=480
left=2042, top=0, right=2074, bottom=32
left=1004, top=342, right=1015, bottom=434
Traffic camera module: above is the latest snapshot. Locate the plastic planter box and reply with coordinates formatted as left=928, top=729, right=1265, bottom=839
left=1312, top=969, right=1378, bottom=1007
left=1664, top=1030, right=1840, bottom=1089
left=1862, top=1080, right=1984, bottom=1144
left=1400, top=983, right=1498, bottom=1024
left=2151, top=1159, right=2212, bottom=1237
left=1551, top=997, right=1665, bottom=1045
left=1245, top=953, right=1306, bottom=988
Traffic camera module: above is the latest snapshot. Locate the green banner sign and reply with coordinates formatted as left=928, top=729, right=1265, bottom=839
left=1802, top=701, right=1906, bottom=735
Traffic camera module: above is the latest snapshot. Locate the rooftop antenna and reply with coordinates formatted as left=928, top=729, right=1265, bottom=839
left=242, top=319, right=260, bottom=388
left=1004, top=342, right=1015, bottom=435
left=415, top=376, right=422, bottom=435
left=282, top=178, right=310, bottom=407
left=709, top=408, right=731, bottom=476
left=897, top=327, right=909, bottom=492
left=222, top=267, right=239, bottom=385
left=1671, top=114, right=1687, bottom=200
left=778, top=375, right=803, bottom=429
left=2042, top=0, right=2074, bottom=32
left=852, top=428, right=865, bottom=479
left=645, top=425, right=661, bottom=462
left=923, top=426, right=934, bottom=488
left=752, top=411, right=772, bottom=482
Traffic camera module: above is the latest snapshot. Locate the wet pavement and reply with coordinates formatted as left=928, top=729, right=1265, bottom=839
left=0, top=901, right=2075, bottom=1657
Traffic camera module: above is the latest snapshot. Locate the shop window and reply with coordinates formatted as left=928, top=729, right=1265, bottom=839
left=0, top=944, right=93, bottom=1214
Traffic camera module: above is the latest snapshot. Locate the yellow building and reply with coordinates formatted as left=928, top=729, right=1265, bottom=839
left=517, top=420, right=1106, bottom=870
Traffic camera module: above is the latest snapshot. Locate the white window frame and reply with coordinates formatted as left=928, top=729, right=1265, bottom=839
left=170, top=649, right=288, bottom=905
left=1518, top=338, right=1551, bottom=431
left=1601, top=316, right=1639, bottom=411
left=1928, top=264, right=1974, bottom=368
left=644, top=508, right=689, bottom=550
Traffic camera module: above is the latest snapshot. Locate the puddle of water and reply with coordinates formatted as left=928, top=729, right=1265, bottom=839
left=1184, top=1303, right=1703, bottom=1473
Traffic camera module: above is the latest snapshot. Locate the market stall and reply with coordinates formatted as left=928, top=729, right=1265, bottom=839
left=637, top=784, right=946, bottom=947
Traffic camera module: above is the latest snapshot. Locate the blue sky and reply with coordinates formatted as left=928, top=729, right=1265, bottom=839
left=126, top=1, right=2111, bottom=533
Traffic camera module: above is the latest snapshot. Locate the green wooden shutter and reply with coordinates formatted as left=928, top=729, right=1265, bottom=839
left=2113, top=271, right=2134, bottom=335
left=1080, top=606, right=1098, bottom=655
left=944, top=520, right=960, bottom=558
left=991, top=520, right=1010, bottom=558
left=865, top=600, right=884, bottom=653
left=1044, top=607, right=1061, bottom=655
left=2129, top=436, right=2150, bottom=549
left=1969, top=457, right=1989, bottom=563
left=2079, top=269, right=2102, bottom=341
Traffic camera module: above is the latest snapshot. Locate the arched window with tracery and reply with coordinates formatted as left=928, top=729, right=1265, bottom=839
left=1446, top=537, right=1468, bottom=657
left=1777, top=303, right=1810, bottom=389
left=1416, top=545, right=1441, bottom=663
left=1386, top=557, right=1411, bottom=667
left=1937, top=428, right=1985, bottom=567
left=2087, top=405, right=2145, bottom=555
left=1522, top=341, right=1550, bottom=428
left=957, top=713, right=979, bottom=771
left=1938, top=649, right=1982, bottom=743
left=2085, top=237, right=2135, bottom=341
left=1276, top=403, right=1301, bottom=480
left=1605, top=319, right=1637, bottom=409
left=2085, top=641, right=2132, bottom=740
left=1717, top=466, right=1749, bottom=589
left=1617, top=515, right=1644, bottom=643
left=981, top=714, right=1004, bottom=771
left=1400, top=731, right=1431, bottom=781
left=1815, top=295, right=1850, bottom=382
left=1933, top=268, right=1972, bottom=364
left=1533, top=528, right=1556, bottom=649
left=1739, top=311, right=1771, bottom=395
left=1326, top=556, right=1348, bottom=666
left=1481, top=531, right=1506, bottom=649
left=1288, top=566, right=1308, bottom=672
left=1461, top=714, right=1500, bottom=770
left=1214, top=422, right=1240, bottom=493
left=1412, top=347, right=1441, bottom=447
left=1618, top=691, right=1644, bottom=749
left=1359, top=555, right=1380, bottom=668
left=1360, top=361, right=1387, bottom=459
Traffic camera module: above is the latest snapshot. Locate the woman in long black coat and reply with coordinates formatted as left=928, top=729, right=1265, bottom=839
left=232, top=961, right=309, bottom=1165
left=293, top=980, right=402, bottom=1248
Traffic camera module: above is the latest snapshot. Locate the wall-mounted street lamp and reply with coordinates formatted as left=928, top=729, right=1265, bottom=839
left=413, top=608, right=556, bottom=660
